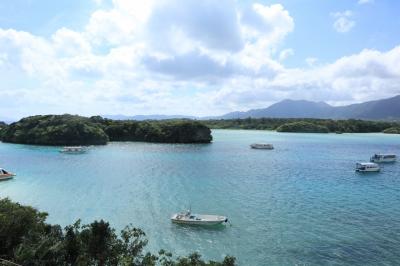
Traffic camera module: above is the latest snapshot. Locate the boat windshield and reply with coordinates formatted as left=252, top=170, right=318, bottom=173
left=383, top=155, right=396, bottom=158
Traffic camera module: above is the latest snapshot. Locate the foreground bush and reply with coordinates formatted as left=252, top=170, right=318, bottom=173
left=0, top=198, right=235, bottom=266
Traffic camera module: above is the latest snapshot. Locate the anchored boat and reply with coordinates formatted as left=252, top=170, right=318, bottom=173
left=171, top=210, right=228, bottom=226
left=356, top=162, right=380, bottom=172
left=370, top=154, right=396, bottom=163
left=250, top=143, right=274, bottom=150
left=60, top=146, right=86, bottom=154
left=0, top=168, right=15, bottom=181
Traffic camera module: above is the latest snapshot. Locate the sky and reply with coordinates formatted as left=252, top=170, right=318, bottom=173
left=0, top=0, right=400, bottom=119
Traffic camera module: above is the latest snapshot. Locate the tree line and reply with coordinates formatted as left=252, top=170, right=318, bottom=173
left=0, top=115, right=212, bottom=146
left=202, top=118, right=400, bottom=133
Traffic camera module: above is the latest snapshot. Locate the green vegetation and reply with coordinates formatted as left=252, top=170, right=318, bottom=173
left=93, top=116, right=212, bottom=143
left=383, top=127, right=400, bottom=134
left=203, top=118, right=400, bottom=133
left=0, top=198, right=235, bottom=266
left=0, top=115, right=212, bottom=145
left=0, top=115, right=109, bottom=146
left=276, top=121, right=329, bottom=133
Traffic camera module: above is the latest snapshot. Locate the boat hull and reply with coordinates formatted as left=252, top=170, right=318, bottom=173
left=60, top=146, right=87, bottom=154
left=356, top=168, right=380, bottom=172
left=0, top=174, right=15, bottom=181
left=250, top=144, right=274, bottom=149
left=60, top=151, right=86, bottom=154
left=171, top=219, right=226, bottom=226
left=370, top=158, right=396, bottom=163
left=171, top=214, right=228, bottom=226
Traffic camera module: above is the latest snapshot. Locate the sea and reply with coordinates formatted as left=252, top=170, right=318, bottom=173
left=1, top=129, right=400, bottom=265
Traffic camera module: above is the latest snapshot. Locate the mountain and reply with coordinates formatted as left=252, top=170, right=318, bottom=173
left=102, top=114, right=196, bottom=121
left=102, top=95, right=400, bottom=121
left=219, top=95, right=400, bottom=120
left=333, top=95, right=400, bottom=120
left=0, top=116, right=17, bottom=124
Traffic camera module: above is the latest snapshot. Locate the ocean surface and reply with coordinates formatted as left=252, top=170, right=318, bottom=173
left=1, top=130, right=400, bottom=265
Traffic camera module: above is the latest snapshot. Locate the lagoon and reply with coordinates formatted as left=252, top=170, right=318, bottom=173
left=1, top=130, right=400, bottom=265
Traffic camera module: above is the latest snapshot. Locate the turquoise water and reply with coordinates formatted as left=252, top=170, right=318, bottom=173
left=1, top=130, right=400, bottom=265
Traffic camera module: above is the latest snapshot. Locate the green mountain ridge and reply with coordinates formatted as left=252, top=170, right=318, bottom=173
left=219, top=95, right=400, bottom=120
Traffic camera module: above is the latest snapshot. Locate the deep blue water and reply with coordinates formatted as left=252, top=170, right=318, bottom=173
left=1, top=130, right=400, bottom=265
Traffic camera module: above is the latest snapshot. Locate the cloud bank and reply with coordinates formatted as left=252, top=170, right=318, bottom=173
left=0, top=0, right=399, bottom=118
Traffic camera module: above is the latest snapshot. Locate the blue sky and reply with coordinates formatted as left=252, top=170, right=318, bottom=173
left=0, top=0, right=399, bottom=119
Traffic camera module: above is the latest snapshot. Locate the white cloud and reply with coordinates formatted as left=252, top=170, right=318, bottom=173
left=209, top=46, right=400, bottom=109
left=332, top=10, right=355, bottom=33
left=305, top=57, right=318, bottom=67
left=92, top=0, right=103, bottom=5
left=279, top=49, right=294, bottom=61
left=52, top=28, right=91, bottom=57
left=0, top=1, right=399, bottom=118
left=358, top=0, right=374, bottom=4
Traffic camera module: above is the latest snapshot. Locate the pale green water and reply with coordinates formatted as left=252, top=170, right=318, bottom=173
left=1, top=130, right=400, bottom=265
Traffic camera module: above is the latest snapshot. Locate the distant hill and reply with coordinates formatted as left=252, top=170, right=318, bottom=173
left=219, top=95, right=400, bottom=120
left=0, top=117, right=16, bottom=124
left=103, top=95, right=400, bottom=121
left=102, top=114, right=196, bottom=121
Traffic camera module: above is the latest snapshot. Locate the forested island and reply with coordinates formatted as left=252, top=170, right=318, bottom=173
left=203, top=118, right=400, bottom=133
left=0, top=198, right=235, bottom=266
left=0, top=115, right=212, bottom=146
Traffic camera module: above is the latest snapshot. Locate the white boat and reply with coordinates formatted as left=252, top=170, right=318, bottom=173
left=370, top=154, right=396, bottom=163
left=171, top=210, right=228, bottom=226
left=250, top=143, right=274, bottom=149
left=356, top=162, right=380, bottom=172
left=0, top=168, right=15, bottom=181
left=60, top=146, right=86, bottom=154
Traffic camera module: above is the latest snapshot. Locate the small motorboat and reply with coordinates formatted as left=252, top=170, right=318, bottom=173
left=250, top=143, right=274, bottom=149
left=60, top=146, right=86, bottom=154
left=370, top=154, right=396, bottom=163
left=0, top=168, right=16, bottom=181
left=171, top=209, right=228, bottom=226
left=356, top=162, right=380, bottom=172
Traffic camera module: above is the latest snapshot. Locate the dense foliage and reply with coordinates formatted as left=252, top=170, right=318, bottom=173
left=203, top=118, right=400, bottom=133
left=91, top=116, right=212, bottom=143
left=383, top=127, right=400, bottom=134
left=0, top=115, right=109, bottom=146
left=0, top=198, right=235, bottom=266
left=276, top=121, right=329, bottom=133
left=0, top=115, right=212, bottom=145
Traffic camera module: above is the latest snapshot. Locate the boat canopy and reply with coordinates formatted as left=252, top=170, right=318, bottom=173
left=0, top=168, right=9, bottom=174
left=357, top=162, right=378, bottom=166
